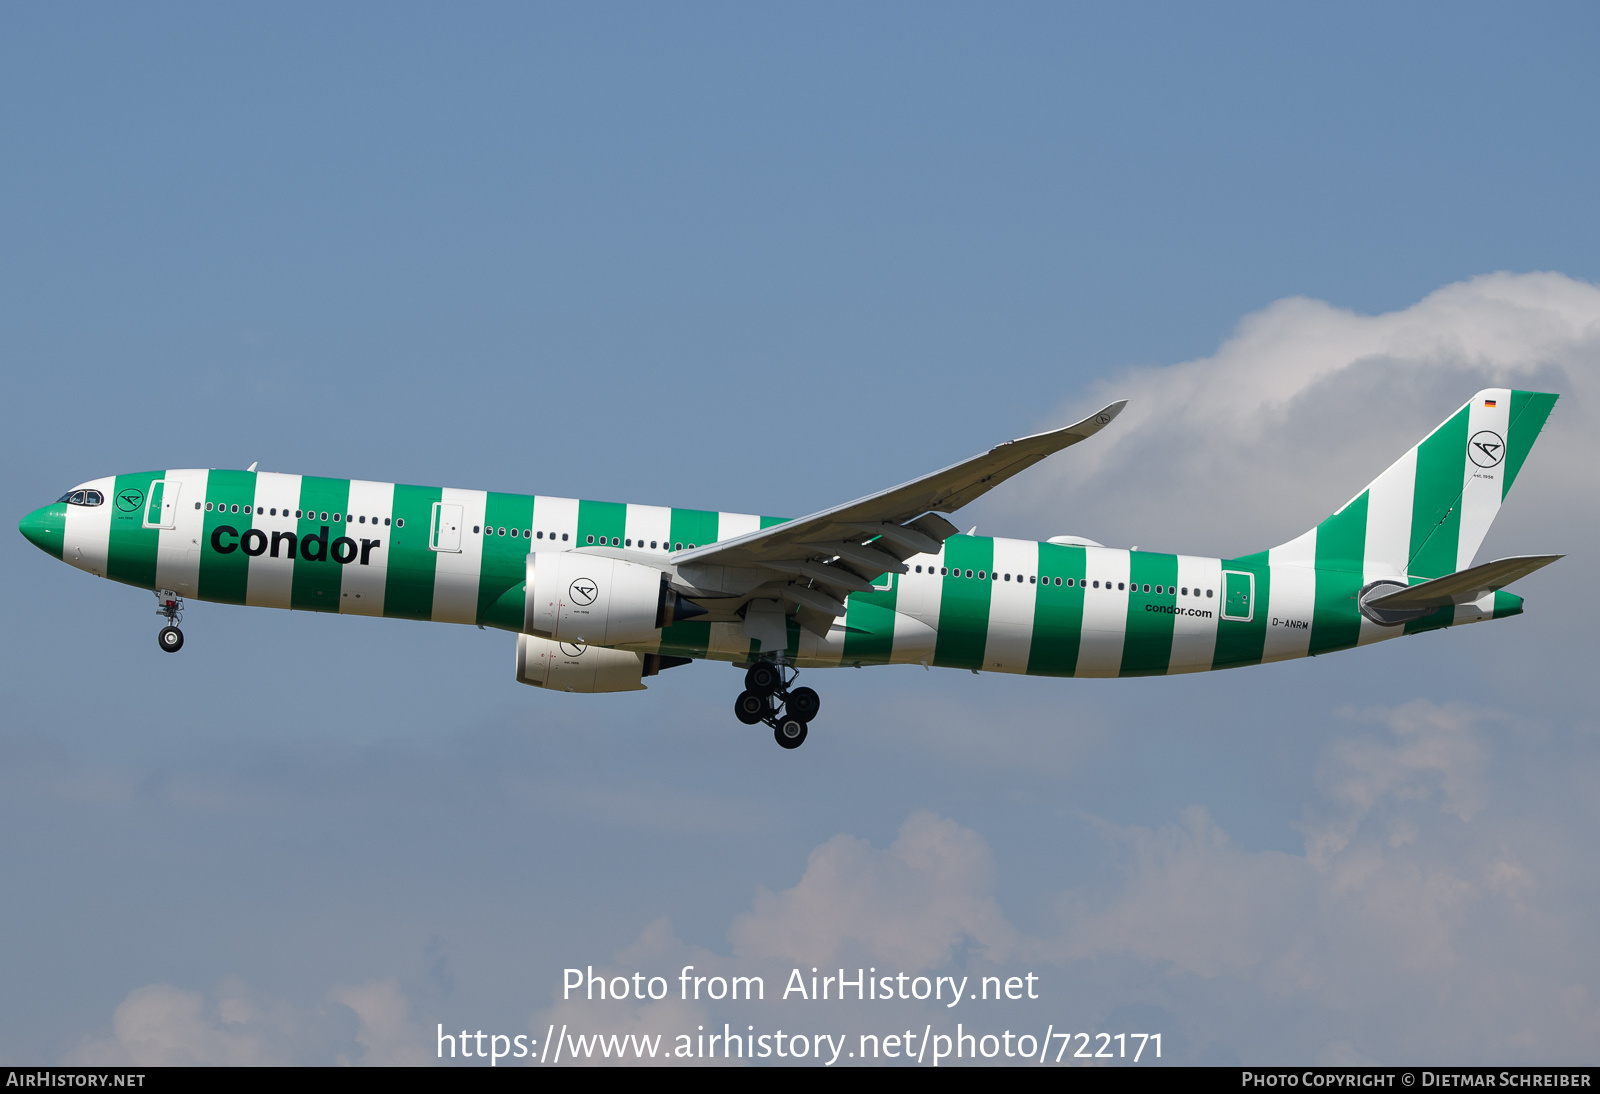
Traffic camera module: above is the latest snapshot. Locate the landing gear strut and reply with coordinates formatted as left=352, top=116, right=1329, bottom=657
left=735, top=661, right=821, bottom=748
left=156, top=590, right=184, bottom=653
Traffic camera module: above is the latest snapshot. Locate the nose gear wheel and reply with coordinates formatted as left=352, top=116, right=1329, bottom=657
left=155, top=590, right=185, bottom=653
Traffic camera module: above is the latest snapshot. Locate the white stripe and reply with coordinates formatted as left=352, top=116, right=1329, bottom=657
left=1075, top=547, right=1131, bottom=678
left=983, top=537, right=1037, bottom=674
left=704, top=620, right=754, bottom=661
left=1456, top=388, right=1511, bottom=572
left=1166, top=555, right=1221, bottom=674
left=531, top=495, right=578, bottom=548
left=156, top=469, right=208, bottom=596
left=795, top=621, right=847, bottom=668
left=63, top=476, right=115, bottom=577
left=1358, top=446, right=1417, bottom=646
left=340, top=480, right=395, bottom=617
left=432, top=488, right=486, bottom=624
left=624, top=504, right=673, bottom=554
left=896, top=553, right=944, bottom=638
left=243, top=473, right=299, bottom=608
left=716, top=511, right=761, bottom=542
left=890, top=609, right=937, bottom=665
left=1262, top=535, right=1316, bottom=664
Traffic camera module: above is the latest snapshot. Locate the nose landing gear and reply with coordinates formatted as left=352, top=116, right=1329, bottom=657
left=156, top=590, right=185, bottom=653
left=736, top=661, right=820, bottom=749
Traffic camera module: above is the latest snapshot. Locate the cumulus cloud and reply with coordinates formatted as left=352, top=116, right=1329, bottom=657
left=561, top=699, right=1597, bottom=1063
left=1053, top=700, right=1600, bottom=1062
left=65, top=977, right=427, bottom=1066
left=728, top=810, right=1015, bottom=970
left=995, top=272, right=1600, bottom=558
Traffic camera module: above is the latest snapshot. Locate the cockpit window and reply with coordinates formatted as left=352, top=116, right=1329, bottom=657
left=58, top=490, right=104, bottom=507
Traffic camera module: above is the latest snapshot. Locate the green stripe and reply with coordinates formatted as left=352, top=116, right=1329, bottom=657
left=1026, top=543, right=1085, bottom=677
left=383, top=484, right=442, bottom=621
left=843, top=573, right=897, bottom=664
left=291, top=477, right=352, bottom=612
left=669, top=507, right=719, bottom=552
left=483, top=581, right=526, bottom=631
left=658, top=620, right=713, bottom=659
left=1408, top=406, right=1470, bottom=579
left=577, top=499, right=626, bottom=548
left=1492, top=590, right=1523, bottom=619
left=197, top=470, right=256, bottom=604
left=1502, top=390, right=1558, bottom=499
left=1120, top=552, right=1179, bottom=677
left=1310, top=492, right=1366, bottom=655
left=759, top=515, right=789, bottom=530
left=477, top=491, right=537, bottom=623
left=1403, top=603, right=1455, bottom=635
left=106, top=472, right=163, bottom=590
left=932, top=535, right=993, bottom=670
left=1211, top=551, right=1270, bottom=668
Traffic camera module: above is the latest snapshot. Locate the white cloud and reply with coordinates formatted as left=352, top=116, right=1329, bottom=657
left=1052, top=700, right=1600, bottom=1061
left=65, top=977, right=428, bottom=1066
left=993, top=271, right=1600, bottom=559
left=728, top=810, right=1016, bottom=970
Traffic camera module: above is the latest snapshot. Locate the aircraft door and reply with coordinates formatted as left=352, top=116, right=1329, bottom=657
left=142, top=480, right=180, bottom=530
left=1222, top=570, right=1254, bottom=622
left=431, top=502, right=463, bottom=552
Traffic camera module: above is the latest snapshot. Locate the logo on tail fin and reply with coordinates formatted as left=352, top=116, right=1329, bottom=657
left=1469, top=430, right=1505, bottom=468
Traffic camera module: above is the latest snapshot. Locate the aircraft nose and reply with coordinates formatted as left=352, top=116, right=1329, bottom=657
left=19, top=503, right=66, bottom=558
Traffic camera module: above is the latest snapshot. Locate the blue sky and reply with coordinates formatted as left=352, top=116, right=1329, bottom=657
left=2, top=3, right=1597, bottom=1065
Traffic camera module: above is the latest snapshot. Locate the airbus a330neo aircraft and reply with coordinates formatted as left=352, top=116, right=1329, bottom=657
left=19, top=388, right=1560, bottom=749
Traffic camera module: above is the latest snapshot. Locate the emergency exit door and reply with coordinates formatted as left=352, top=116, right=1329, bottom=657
left=431, top=502, right=463, bottom=552
left=142, top=480, right=180, bottom=530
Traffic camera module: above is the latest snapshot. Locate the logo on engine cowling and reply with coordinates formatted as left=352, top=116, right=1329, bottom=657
left=559, top=641, right=587, bottom=656
left=568, top=578, right=598, bottom=605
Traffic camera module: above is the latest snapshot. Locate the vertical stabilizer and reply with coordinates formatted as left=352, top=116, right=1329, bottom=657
left=1276, top=389, right=1558, bottom=580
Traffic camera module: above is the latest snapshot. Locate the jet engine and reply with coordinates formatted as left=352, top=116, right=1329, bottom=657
left=516, top=633, right=648, bottom=693
left=524, top=551, right=705, bottom=646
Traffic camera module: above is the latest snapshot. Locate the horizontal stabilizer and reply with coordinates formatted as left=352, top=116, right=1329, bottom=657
left=1368, top=554, right=1563, bottom=611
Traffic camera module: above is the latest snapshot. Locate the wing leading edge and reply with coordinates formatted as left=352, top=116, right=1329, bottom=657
left=669, top=400, right=1126, bottom=634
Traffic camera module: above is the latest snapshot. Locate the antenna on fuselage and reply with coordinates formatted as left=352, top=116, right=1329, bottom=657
left=246, top=461, right=258, bottom=472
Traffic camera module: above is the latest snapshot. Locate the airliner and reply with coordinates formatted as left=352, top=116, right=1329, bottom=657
left=18, top=388, right=1559, bottom=749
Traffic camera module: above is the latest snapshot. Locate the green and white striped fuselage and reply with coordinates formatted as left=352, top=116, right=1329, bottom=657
left=30, top=470, right=1520, bottom=680
left=24, top=387, right=1556, bottom=698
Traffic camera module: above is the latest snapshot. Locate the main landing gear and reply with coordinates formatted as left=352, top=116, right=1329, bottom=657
left=734, top=661, right=821, bottom=750
left=156, top=590, right=184, bottom=653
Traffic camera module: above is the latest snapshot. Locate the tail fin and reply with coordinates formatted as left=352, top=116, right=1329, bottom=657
left=1277, top=388, right=1558, bottom=579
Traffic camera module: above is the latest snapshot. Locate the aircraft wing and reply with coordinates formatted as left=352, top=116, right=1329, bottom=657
left=670, top=400, right=1126, bottom=631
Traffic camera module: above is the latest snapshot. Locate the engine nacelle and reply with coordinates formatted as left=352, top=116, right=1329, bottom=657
left=516, top=633, right=648, bottom=693
left=524, top=551, right=703, bottom=645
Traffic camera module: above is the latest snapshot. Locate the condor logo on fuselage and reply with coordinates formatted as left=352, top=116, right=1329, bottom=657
left=209, top=525, right=381, bottom=565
